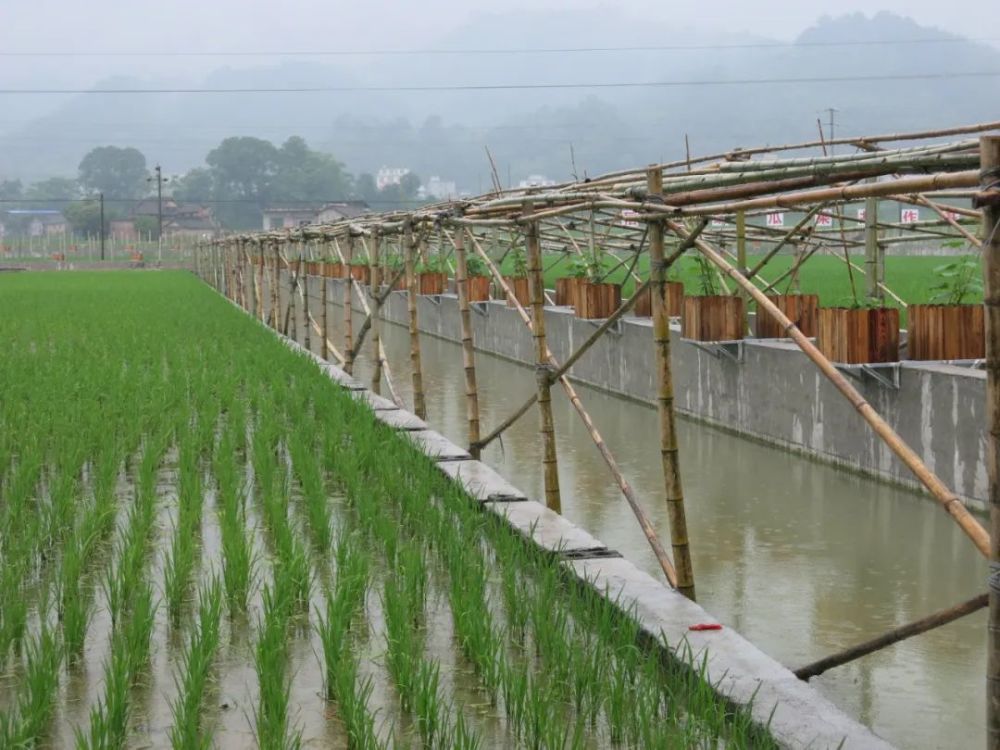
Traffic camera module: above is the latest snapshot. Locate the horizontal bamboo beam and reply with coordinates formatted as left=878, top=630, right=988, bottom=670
left=794, top=593, right=987, bottom=681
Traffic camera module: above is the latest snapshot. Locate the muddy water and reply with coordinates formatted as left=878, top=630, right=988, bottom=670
left=324, top=304, right=985, bottom=750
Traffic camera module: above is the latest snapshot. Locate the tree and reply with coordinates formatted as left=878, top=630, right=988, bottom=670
left=78, top=146, right=148, bottom=199
left=204, top=137, right=280, bottom=228
left=63, top=200, right=118, bottom=236
left=354, top=173, right=378, bottom=203
left=25, top=177, right=79, bottom=201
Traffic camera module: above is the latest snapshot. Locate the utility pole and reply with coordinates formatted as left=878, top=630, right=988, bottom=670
left=825, top=108, right=838, bottom=155
left=99, top=193, right=105, bottom=261
left=147, top=165, right=167, bottom=264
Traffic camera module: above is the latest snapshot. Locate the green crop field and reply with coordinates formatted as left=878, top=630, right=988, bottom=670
left=490, top=252, right=981, bottom=327
left=0, top=271, right=775, bottom=749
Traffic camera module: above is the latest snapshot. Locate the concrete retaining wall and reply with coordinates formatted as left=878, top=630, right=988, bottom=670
left=303, top=274, right=988, bottom=511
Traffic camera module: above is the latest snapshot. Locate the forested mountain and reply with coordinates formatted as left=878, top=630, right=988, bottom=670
left=1, top=11, right=996, bottom=190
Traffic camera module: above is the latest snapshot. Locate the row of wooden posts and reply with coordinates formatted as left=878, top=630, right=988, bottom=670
left=197, top=138, right=1000, bottom=745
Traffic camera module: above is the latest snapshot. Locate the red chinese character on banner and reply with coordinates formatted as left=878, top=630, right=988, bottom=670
left=900, top=208, right=920, bottom=224
left=765, top=212, right=784, bottom=227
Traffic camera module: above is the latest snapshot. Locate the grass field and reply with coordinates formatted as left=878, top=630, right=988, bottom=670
left=0, top=271, right=775, bottom=749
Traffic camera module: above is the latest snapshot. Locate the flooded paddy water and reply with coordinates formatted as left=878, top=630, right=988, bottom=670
left=328, top=307, right=986, bottom=750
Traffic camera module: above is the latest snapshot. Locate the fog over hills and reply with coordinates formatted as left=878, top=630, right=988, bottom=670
left=1, top=10, right=997, bottom=191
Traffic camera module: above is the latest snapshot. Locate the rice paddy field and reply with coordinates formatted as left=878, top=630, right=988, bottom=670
left=0, top=271, right=775, bottom=749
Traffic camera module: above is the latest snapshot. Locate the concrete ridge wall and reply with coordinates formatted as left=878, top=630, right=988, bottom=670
left=305, top=275, right=987, bottom=511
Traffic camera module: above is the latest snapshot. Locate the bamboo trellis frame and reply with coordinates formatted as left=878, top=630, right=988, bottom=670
left=197, top=122, right=1000, bottom=703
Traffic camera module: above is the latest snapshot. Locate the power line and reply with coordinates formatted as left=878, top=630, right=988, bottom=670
left=1, top=70, right=998, bottom=95
left=1, top=37, right=997, bottom=57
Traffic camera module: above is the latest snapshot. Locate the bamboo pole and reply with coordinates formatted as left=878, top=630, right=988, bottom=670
left=476, top=279, right=650, bottom=448
left=667, top=219, right=990, bottom=557
left=321, top=258, right=330, bottom=361
left=467, top=229, right=679, bottom=587
left=864, top=196, right=882, bottom=303
left=343, top=234, right=356, bottom=375
left=735, top=210, right=748, bottom=334
left=794, top=593, right=987, bottom=681
left=527, top=209, right=562, bottom=513
left=404, top=221, right=427, bottom=420
left=301, top=249, right=311, bottom=352
left=370, top=229, right=383, bottom=395
left=981, top=134, right=1000, bottom=750
left=453, top=227, right=482, bottom=458
left=271, top=242, right=280, bottom=330
left=647, top=168, right=695, bottom=600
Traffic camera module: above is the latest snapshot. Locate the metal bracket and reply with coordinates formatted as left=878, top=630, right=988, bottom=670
left=558, top=546, right=623, bottom=560
left=835, top=362, right=901, bottom=390
left=471, top=300, right=490, bottom=317
left=682, top=339, right=744, bottom=363
left=425, top=294, right=443, bottom=306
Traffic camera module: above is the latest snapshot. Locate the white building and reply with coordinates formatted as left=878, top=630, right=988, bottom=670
left=376, top=167, right=410, bottom=191
left=421, top=176, right=457, bottom=201
left=517, top=174, right=556, bottom=189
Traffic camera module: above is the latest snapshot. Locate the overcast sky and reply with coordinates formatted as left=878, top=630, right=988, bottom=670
left=0, top=0, right=996, bottom=132
left=2, top=0, right=995, bottom=56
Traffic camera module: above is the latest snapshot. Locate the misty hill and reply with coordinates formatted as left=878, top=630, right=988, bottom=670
left=1, top=10, right=997, bottom=191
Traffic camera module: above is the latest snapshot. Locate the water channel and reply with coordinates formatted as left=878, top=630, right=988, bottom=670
left=300, top=295, right=984, bottom=750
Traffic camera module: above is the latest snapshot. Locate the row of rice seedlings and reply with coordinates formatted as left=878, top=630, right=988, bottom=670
left=75, top=583, right=156, bottom=750
left=163, top=428, right=205, bottom=624
left=286, top=419, right=334, bottom=554
left=0, top=448, right=45, bottom=661
left=213, top=418, right=255, bottom=615
left=253, top=576, right=303, bottom=750
left=76, top=433, right=169, bottom=749
left=168, top=576, right=223, bottom=750
left=317, top=533, right=384, bottom=749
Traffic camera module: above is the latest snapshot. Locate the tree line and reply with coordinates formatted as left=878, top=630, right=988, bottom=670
left=0, top=138, right=423, bottom=235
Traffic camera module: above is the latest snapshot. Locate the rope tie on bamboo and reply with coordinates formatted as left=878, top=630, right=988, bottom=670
left=989, top=562, right=1000, bottom=598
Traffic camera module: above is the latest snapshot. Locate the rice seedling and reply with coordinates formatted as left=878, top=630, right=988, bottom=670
left=253, top=583, right=302, bottom=750
left=169, top=577, right=223, bottom=750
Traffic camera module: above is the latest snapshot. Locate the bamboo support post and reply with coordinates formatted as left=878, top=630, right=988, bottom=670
left=343, top=234, right=355, bottom=375
left=647, top=167, right=696, bottom=600
left=405, top=221, right=427, bottom=420
left=321, top=258, right=330, bottom=361
left=864, top=196, right=882, bottom=303
left=454, top=226, right=482, bottom=458
left=302, top=251, right=311, bottom=352
left=667, top=219, right=990, bottom=557
left=370, top=229, right=383, bottom=395
left=981, top=134, right=1000, bottom=750
left=271, top=242, right=280, bottom=330
left=794, top=593, right=987, bottom=681
left=735, top=210, right=748, bottom=334
left=468, top=229, right=678, bottom=587
left=527, top=209, right=562, bottom=513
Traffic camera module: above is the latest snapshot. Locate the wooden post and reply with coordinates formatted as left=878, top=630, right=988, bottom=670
left=454, top=226, right=482, bottom=458
left=321, top=254, right=330, bottom=361
left=526, top=207, right=561, bottom=513
left=981, top=134, right=1000, bottom=750
left=370, top=229, right=383, bottom=394
left=404, top=221, right=427, bottom=420
left=647, top=166, right=696, bottom=600
left=343, top=233, right=355, bottom=375
left=865, top=196, right=882, bottom=303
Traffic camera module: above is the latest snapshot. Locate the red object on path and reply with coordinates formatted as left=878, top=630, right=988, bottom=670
left=688, top=623, right=723, bottom=632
